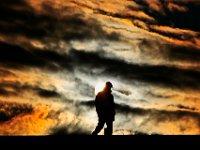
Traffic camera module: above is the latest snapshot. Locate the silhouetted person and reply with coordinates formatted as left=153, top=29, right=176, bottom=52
left=92, top=81, right=115, bottom=135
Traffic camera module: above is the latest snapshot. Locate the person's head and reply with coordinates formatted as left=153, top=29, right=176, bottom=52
left=103, top=81, right=113, bottom=92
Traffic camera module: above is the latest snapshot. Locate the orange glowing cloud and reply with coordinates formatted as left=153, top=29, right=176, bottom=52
left=133, top=20, right=149, bottom=30
left=150, top=25, right=199, bottom=37
left=0, top=102, right=58, bottom=135
left=167, top=2, right=188, bottom=13
left=144, top=0, right=163, bottom=13
left=149, top=25, right=200, bottom=48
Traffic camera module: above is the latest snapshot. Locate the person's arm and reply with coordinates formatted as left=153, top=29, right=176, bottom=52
left=95, top=94, right=101, bottom=116
left=109, top=94, right=115, bottom=121
left=112, top=95, right=115, bottom=115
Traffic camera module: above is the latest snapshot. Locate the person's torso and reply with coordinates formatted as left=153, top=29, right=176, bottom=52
left=96, top=92, right=114, bottom=111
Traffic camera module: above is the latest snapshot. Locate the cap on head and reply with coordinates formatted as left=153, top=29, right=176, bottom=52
left=105, top=81, right=113, bottom=89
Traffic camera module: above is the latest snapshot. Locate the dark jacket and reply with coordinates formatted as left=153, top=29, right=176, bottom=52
left=95, top=90, right=115, bottom=121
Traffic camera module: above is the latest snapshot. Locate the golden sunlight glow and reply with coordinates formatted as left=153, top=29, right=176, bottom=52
left=95, top=82, right=105, bottom=95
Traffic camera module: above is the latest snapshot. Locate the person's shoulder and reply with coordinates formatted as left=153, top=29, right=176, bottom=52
left=96, top=91, right=103, bottom=97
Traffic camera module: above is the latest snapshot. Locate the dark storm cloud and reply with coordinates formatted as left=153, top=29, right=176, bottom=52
left=68, top=50, right=200, bottom=90
left=29, top=86, right=61, bottom=98
left=115, top=89, right=132, bottom=96
left=0, top=1, right=120, bottom=41
left=168, top=104, right=198, bottom=111
left=0, top=88, right=14, bottom=96
left=0, top=100, right=33, bottom=122
left=167, top=45, right=200, bottom=63
left=134, top=0, right=200, bottom=32
left=80, top=100, right=200, bottom=127
left=74, top=78, right=94, bottom=98
left=0, top=80, right=61, bottom=98
left=0, top=0, right=47, bottom=38
left=138, top=38, right=200, bottom=64
left=34, top=87, right=61, bottom=98
left=122, top=0, right=200, bottom=46
left=145, top=91, right=176, bottom=99
left=0, top=42, right=46, bottom=69
left=2, top=39, right=200, bottom=91
left=0, top=41, right=72, bottom=71
left=79, top=100, right=94, bottom=108
left=115, top=103, right=200, bottom=128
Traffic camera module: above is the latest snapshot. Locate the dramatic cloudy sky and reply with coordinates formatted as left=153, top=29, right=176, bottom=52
left=0, top=0, right=200, bottom=135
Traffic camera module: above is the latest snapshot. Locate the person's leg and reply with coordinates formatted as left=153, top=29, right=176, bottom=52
left=105, top=120, right=113, bottom=135
left=92, top=118, right=105, bottom=135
